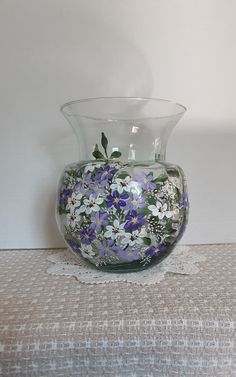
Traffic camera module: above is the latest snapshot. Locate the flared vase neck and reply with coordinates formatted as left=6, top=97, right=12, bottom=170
left=61, top=97, right=186, bottom=162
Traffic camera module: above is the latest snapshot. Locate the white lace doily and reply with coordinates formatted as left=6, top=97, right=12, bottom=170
left=46, top=246, right=206, bottom=285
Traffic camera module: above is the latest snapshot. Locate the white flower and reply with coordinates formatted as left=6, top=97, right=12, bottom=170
left=78, top=195, right=104, bottom=214
left=110, top=177, right=132, bottom=194
left=80, top=244, right=96, bottom=259
left=148, top=201, right=173, bottom=220
left=66, top=192, right=82, bottom=211
left=121, top=228, right=147, bottom=246
left=104, top=219, right=126, bottom=240
left=129, top=180, right=142, bottom=195
left=84, top=163, right=101, bottom=173
left=66, top=210, right=81, bottom=228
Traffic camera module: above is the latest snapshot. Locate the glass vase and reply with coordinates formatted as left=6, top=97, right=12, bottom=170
left=56, top=97, right=188, bottom=272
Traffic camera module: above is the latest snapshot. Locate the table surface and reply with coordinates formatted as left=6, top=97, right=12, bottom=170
left=0, top=244, right=235, bottom=377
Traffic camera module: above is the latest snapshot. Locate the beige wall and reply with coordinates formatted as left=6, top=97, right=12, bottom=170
left=0, top=0, right=235, bottom=248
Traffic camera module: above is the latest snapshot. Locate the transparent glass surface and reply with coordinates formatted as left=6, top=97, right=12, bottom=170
left=56, top=97, right=188, bottom=272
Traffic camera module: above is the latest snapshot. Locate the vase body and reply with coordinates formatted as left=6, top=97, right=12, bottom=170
left=56, top=97, right=188, bottom=272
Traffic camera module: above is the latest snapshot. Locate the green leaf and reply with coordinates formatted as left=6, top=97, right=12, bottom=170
left=165, top=222, right=175, bottom=234
left=101, top=132, right=108, bottom=158
left=117, top=171, right=129, bottom=179
left=153, top=174, right=168, bottom=183
left=147, top=196, right=156, bottom=205
left=143, top=237, right=151, bottom=246
left=58, top=207, right=70, bottom=215
left=137, top=207, right=150, bottom=215
left=92, top=150, right=105, bottom=160
left=110, top=151, right=122, bottom=159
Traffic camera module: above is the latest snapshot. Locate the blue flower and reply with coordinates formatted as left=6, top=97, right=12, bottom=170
left=90, top=212, right=109, bottom=232
left=96, top=164, right=118, bottom=181
left=118, top=247, right=140, bottom=261
left=66, top=239, right=81, bottom=254
left=59, top=188, right=72, bottom=206
left=135, top=172, right=156, bottom=190
left=95, top=239, right=116, bottom=257
left=107, top=191, right=129, bottom=209
left=125, top=194, right=145, bottom=211
left=75, top=172, right=92, bottom=191
left=88, top=180, right=107, bottom=197
left=124, top=210, right=145, bottom=231
left=80, top=226, right=95, bottom=244
left=145, top=243, right=166, bottom=257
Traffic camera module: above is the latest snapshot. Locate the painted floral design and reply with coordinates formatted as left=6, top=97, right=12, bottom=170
left=57, top=133, right=188, bottom=267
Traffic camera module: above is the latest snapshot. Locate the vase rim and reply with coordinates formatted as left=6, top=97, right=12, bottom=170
left=60, top=96, right=187, bottom=122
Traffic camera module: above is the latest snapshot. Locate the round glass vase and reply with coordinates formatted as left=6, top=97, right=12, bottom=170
left=56, top=97, right=189, bottom=273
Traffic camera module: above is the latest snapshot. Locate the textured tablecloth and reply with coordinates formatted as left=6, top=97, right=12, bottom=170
left=0, top=244, right=235, bottom=377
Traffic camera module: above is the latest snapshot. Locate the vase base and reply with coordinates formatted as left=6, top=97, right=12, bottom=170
left=92, top=247, right=175, bottom=273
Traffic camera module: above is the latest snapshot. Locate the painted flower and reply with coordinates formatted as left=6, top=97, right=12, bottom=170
left=96, top=164, right=118, bottom=181
left=78, top=195, right=104, bottom=214
left=183, top=192, right=188, bottom=209
left=148, top=201, right=173, bottom=220
left=80, top=244, right=96, bottom=259
left=80, top=226, right=95, bottom=244
left=88, top=180, right=107, bottom=197
left=95, top=239, right=116, bottom=257
left=110, top=176, right=132, bottom=194
left=90, top=212, right=109, bottom=232
left=75, top=172, right=92, bottom=191
left=66, top=192, right=83, bottom=211
left=118, top=247, right=141, bottom=261
left=125, top=194, right=145, bottom=211
left=145, top=243, right=166, bottom=257
left=106, top=191, right=129, bottom=209
left=124, top=210, right=145, bottom=231
left=121, top=228, right=146, bottom=246
left=135, top=172, right=156, bottom=190
left=104, top=219, right=126, bottom=240
left=66, top=210, right=81, bottom=228
left=59, top=188, right=72, bottom=206
left=84, top=163, right=101, bottom=173
left=66, top=239, right=81, bottom=254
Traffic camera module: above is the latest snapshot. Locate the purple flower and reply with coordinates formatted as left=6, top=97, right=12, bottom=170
left=124, top=210, right=145, bottom=231
left=66, top=239, right=81, bottom=254
left=95, top=239, right=116, bottom=257
left=90, top=212, right=109, bottom=232
left=118, top=247, right=140, bottom=261
left=75, top=172, right=92, bottom=191
left=125, top=194, right=145, bottom=211
left=107, top=191, right=129, bottom=209
left=145, top=243, right=166, bottom=257
left=183, top=192, right=189, bottom=209
left=80, top=226, right=95, bottom=244
left=59, top=188, right=72, bottom=206
left=135, top=172, right=156, bottom=190
left=96, top=164, right=118, bottom=181
left=88, top=180, right=107, bottom=197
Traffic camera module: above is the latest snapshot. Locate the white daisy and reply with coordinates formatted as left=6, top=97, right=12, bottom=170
left=84, top=163, right=101, bottom=173
left=121, top=228, right=147, bottom=246
left=80, top=244, right=96, bottom=259
left=66, top=192, right=82, bottom=211
left=78, top=195, right=104, bottom=215
left=66, top=210, right=81, bottom=228
left=104, top=219, right=126, bottom=240
left=110, top=177, right=132, bottom=194
left=148, top=201, right=173, bottom=220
